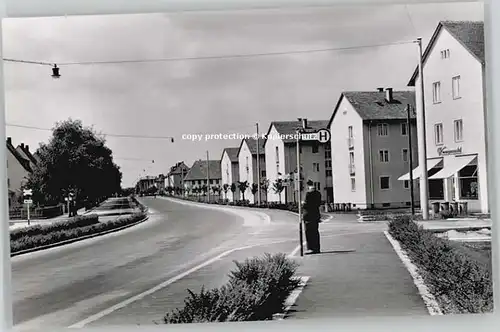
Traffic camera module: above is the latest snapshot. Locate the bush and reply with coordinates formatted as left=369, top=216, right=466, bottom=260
left=388, top=215, right=493, bottom=314
left=10, top=214, right=100, bottom=241
left=11, top=212, right=147, bottom=253
left=164, top=253, right=300, bottom=324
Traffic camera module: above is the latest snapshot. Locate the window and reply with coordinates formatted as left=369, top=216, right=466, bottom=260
left=401, top=123, right=408, bottom=136
left=276, top=164, right=280, bottom=176
left=434, top=123, right=444, bottom=145
left=454, top=119, right=463, bottom=142
left=440, top=49, right=450, bottom=59
left=325, top=160, right=332, bottom=168
left=210, top=179, right=214, bottom=184
left=313, top=163, right=320, bottom=172
left=379, top=150, right=389, bottom=163
left=325, top=150, right=332, bottom=159
left=7, top=178, right=10, bottom=187
left=275, top=146, right=279, bottom=161
left=432, top=82, right=441, bottom=103
left=380, top=176, right=390, bottom=190
left=326, top=170, right=332, bottom=177
left=350, top=177, right=356, bottom=191
left=312, top=143, right=319, bottom=154
left=314, top=182, right=321, bottom=191
left=261, top=170, right=266, bottom=177
left=404, top=180, right=409, bottom=189
left=377, top=123, right=388, bottom=136
left=459, top=165, right=478, bottom=200
left=348, top=126, right=353, bottom=138
left=402, top=148, right=409, bottom=162
left=452, top=76, right=461, bottom=99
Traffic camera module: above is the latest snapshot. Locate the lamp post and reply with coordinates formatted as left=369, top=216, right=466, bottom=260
left=296, top=128, right=304, bottom=257
left=256, top=123, right=261, bottom=206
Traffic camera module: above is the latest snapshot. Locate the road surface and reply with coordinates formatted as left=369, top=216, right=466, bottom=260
left=11, top=197, right=388, bottom=329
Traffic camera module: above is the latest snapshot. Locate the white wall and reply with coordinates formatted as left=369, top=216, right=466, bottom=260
left=221, top=152, right=239, bottom=201
left=416, top=27, right=488, bottom=212
left=238, top=140, right=254, bottom=202
left=330, top=98, right=367, bottom=207
left=264, top=125, right=286, bottom=203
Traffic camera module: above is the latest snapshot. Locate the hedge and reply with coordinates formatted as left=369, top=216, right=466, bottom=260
left=11, top=212, right=147, bottom=253
left=164, top=253, right=300, bottom=323
left=388, top=215, right=493, bottom=314
left=10, top=214, right=100, bottom=241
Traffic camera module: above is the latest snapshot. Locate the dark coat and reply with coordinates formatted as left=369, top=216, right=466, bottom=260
left=302, top=189, right=322, bottom=223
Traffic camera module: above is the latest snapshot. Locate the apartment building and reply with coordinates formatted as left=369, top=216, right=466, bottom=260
left=183, top=159, right=222, bottom=197
left=237, top=138, right=266, bottom=203
left=220, top=147, right=240, bottom=202
left=166, top=161, right=190, bottom=190
left=403, top=20, right=488, bottom=213
left=328, top=89, right=419, bottom=209
left=6, top=137, right=32, bottom=209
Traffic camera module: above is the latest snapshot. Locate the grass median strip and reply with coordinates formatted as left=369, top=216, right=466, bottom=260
left=10, top=212, right=147, bottom=254
left=163, top=253, right=301, bottom=324
left=388, top=215, right=493, bottom=314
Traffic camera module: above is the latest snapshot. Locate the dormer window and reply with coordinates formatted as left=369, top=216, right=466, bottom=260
left=441, top=49, right=450, bottom=59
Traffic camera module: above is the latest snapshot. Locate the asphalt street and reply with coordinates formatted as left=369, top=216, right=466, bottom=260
left=11, top=196, right=321, bottom=330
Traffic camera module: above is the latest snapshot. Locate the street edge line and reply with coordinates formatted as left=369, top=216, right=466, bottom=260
left=67, top=244, right=255, bottom=329
left=10, top=215, right=150, bottom=257
left=272, top=276, right=310, bottom=321
left=161, top=196, right=272, bottom=224
left=383, top=230, right=443, bottom=316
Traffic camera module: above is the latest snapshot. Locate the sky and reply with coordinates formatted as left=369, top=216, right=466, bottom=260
left=2, top=2, right=483, bottom=187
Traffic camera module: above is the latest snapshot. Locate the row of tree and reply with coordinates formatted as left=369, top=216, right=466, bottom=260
left=25, top=119, right=123, bottom=209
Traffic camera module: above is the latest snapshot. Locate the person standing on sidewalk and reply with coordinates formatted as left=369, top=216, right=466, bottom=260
left=302, top=180, right=322, bottom=254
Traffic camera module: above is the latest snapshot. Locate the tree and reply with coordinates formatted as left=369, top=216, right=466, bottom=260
left=273, top=179, right=285, bottom=204
left=222, top=184, right=229, bottom=201
left=238, top=181, right=249, bottom=202
left=26, top=119, right=122, bottom=207
left=230, top=183, right=237, bottom=202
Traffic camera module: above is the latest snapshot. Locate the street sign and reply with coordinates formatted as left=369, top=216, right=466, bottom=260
left=24, top=199, right=33, bottom=204
left=23, top=189, right=32, bottom=196
left=299, top=129, right=331, bottom=143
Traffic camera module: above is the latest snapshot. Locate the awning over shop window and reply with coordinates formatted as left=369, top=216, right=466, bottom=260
left=398, top=158, right=443, bottom=181
left=428, top=155, right=477, bottom=180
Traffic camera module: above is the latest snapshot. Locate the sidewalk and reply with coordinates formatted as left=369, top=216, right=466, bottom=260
left=9, top=208, right=87, bottom=231
left=286, top=231, right=429, bottom=319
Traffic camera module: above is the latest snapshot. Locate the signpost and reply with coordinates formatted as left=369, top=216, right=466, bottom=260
left=23, top=189, right=32, bottom=225
left=296, top=127, right=331, bottom=257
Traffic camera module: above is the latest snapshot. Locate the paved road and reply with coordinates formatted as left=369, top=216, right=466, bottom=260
left=11, top=197, right=390, bottom=329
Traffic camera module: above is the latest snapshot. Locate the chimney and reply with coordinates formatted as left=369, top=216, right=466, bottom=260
left=385, top=88, right=393, bottom=102
left=377, top=87, right=384, bottom=92
left=25, top=145, right=29, bottom=151
left=6, top=137, right=11, bottom=145
left=298, top=118, right=308, bottom=129
left=20, top=143, right=24, bottom=149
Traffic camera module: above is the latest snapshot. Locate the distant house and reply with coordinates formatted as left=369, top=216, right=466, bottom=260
left=264, top=119, right=330, bottom=204
left=15, top=143, right=38, bottom=171
left=183, top=159, right=222, bottom=199
left=328, top=89, right=419, bottom=209
left=220, top=147, right=240, bottom=202
left=6, top=137, right=32, bottom=208
left=167, top=161, right=190, bottom=190
left=136, top=176, right=157, bottom=194
left=405, top=20, right=488, bottom=213
left=237, top=138, right=266, bottom=204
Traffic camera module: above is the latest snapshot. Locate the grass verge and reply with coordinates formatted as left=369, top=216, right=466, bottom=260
left=388, top=215, right=493, bottom=314
left=11, top=212, right=147, bottom=253
left=164, top=253, right=300, bottom=323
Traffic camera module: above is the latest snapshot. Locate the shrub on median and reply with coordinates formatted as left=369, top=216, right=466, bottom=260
left=388, top=215, right=493, bottom=314
left=164, top=253, right=300, bottom=324
left=10, top=214, right=100, bottom=241
left=11, top=212, right=147, bottom=253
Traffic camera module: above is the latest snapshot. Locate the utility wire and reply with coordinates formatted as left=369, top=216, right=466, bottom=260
left=2, top=40, right=415, bottom=66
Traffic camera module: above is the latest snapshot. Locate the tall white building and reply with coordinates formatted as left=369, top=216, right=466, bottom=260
left=237, top=138, right=266, bottom=204
left=403, top=20, right=488, bottom=213
left=220, top=147, right=240, bottom=202
left=328, top=89, right=419, bottom=209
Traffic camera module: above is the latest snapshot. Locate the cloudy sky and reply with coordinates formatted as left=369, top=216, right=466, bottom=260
left=3, top=2, right=483, bottom=187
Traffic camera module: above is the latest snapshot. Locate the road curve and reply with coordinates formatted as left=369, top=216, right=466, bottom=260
left=11, top=197, right=272, bottom=329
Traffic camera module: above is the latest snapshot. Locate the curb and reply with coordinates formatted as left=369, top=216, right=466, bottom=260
left=383, top=231, right=443, bottom=316
left=10, top=214, right=150, bottom=257
left=273, top=276, right=310, bottom=320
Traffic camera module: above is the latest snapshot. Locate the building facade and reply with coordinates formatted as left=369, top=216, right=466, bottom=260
left=220, top=147, right=240, bottom=202
left=183, top=159, right=222, bottom=200
left=405, top=20, right=488, bottom=213
left=264, top=119, right=329, bottom=204
left=237, top=138, right=266, bottom=204
left=166, top=161, right=190, bottom=191
left=329, top=89, right=419, bottom=209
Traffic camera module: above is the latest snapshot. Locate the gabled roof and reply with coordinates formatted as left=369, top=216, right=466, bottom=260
left=237, top=137, right=265, bottom=157
left=221, top=147, right=240, bottom=163
left=168, top=161, right=189, bottom=176
left=6, top=139, right=32, bottom=173
left=263, top=120, right=329, bottom=145
left=328, top=91, right=416, bottom=128
left=16, top=144, right=38, bottom=167
left=184, top=159, right=222, bottom=181
left=408, top=20, right=484, bottom=86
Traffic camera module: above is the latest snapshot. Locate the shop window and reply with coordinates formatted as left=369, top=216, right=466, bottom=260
left=459, top=165, right=478, bottom=200
left=429, top=179, right=444, bottom=200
